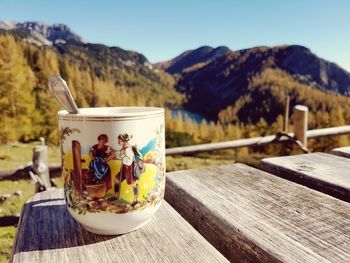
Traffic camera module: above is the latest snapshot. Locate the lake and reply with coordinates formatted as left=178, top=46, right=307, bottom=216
left=170, top=109, right=209, bottom=124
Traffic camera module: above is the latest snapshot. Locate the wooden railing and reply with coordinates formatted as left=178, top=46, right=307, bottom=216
left=165, top=125, right=350, bottom=155
left=166, top=105, right=350, bottom=155
left=2, top=106, right=350, bottom=178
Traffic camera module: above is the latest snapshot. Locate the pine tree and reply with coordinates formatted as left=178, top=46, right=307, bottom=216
left=0, top=34, right=35, bottom=142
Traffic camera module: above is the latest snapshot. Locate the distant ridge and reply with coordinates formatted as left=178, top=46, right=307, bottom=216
left=0, top=21, right=84, bottom=46
left=154, top=46, right=231, bottom=74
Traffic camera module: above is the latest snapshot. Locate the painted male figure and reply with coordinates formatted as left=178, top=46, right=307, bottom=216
left=112, top=133, right=139, bottom=207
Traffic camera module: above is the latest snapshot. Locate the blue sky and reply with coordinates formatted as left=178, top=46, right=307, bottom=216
left=0, top=0, right=349, bottom=70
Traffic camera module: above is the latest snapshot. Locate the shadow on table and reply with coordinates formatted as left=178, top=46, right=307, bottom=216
left=12, top=197, right=116, bottom=254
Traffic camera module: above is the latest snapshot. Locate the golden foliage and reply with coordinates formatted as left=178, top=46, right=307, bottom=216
left=0, top=33, right=184, bottom=143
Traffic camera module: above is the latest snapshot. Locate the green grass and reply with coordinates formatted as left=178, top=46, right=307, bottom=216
left=0, top=226, right=16, bottom=263
left=0, top=180, right=36, bottom=217
left=165, top=149, right=272, bottom=171
left=0, top=142, right=60, bottom=171
left=0, top=143, right=61, bottom=262
left=166, top=154, right=235, bottom=171
left=0, top=178, right=64, bottom=262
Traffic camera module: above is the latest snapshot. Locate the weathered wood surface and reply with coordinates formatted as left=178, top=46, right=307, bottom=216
left=165, top=163, right=350, bottom=263
left=11, top=189, right=228, bottom=263
left=331, top=146, right=350, bottom=158
left=261, top=152, right=350, bottom=202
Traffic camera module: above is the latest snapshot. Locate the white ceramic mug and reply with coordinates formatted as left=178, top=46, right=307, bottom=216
left=58, top=107, right=165, bottom=235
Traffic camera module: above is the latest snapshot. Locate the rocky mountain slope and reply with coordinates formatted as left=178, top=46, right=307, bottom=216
left=0, top=21, right=84, bottom=45
left=155, top=46, right=231, bottom=74
left=169, top=45, right=350, bottom=121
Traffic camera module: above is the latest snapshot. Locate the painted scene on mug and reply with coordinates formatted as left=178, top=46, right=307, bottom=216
left=60, top=125, right=165, bottom=214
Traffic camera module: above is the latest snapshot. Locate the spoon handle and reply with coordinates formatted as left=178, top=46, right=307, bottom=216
left=48, top=75, right=80, bottom=114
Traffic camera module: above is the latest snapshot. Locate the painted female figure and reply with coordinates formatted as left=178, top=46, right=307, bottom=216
left=89, top=134, right=115, bottom=187
left=112, top=133, right=139, bottom=207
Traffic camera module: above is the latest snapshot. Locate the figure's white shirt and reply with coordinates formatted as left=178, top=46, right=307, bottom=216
left=122, top=146, right=134, bottom=166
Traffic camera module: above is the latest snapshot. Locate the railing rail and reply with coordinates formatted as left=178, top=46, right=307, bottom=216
left=2, top=125, right=350, bottom=178
left=2, top=105, right=350, bottom=178
left=166, top=134, right=291, bottom=155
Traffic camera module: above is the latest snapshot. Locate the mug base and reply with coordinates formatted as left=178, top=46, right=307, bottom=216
left=82, top=218, right=151, bottom=235
left=67, top=202, right=162, bottom=236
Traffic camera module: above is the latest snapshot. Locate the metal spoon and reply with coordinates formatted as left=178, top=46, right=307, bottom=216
left=48, top=75, right=80, bottom=114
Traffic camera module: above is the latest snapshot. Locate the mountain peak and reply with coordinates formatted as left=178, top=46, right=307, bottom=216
left=0, top=20, right=84, bottom=46
left=154, top=45, right=232, bottom=74
left=0, top=20, right=17, bottom=30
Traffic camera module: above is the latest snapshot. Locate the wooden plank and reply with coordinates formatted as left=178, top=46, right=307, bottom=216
left=11, top=189, right=228, bottom=263
left=165, top=163, right=350, bottom=263
left=331, top=146, right=350, bottom=158
left=261, top=152, right=350, bottom=202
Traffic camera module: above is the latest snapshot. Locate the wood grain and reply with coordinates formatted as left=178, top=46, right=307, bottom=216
left=261, top=152, right=350, bottom=201
left=331, top=146, right=350, bottom=158
left=11, top=189, right=228, bottom=263
left=165, top=163, right=350, bottom=263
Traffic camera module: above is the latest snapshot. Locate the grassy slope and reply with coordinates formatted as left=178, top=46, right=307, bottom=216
left=0, top=143, right=61, bottom=171
left=0, top=143, right=61, bottom=262
left=0, top=179, right=36, bottom=262
left=0, top=226, right=15, bottom=262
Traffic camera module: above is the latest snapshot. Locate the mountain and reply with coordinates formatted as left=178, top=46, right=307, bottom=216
left=0, top=22, right=184, bottom=143
left=173, top=45, right=350, bottom=121
left=154, top=45, right=231, bottom=74
left=0, top=21, right=84, bottom=46
left=2, top=20, right=350, bottom=145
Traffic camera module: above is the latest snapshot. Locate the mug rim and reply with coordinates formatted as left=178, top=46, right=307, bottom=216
left=58, top=107, right=164, bottom=120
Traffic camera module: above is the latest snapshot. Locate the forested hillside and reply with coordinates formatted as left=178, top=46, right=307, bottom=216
left=0, top=31, right=183, bottom=143
left=1, top=22, right=350, bottom=154
left=174, top=45, right=350, bottom=120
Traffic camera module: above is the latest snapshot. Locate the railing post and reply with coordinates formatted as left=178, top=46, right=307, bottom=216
left=32, top=140, right=52, bottom=192
left=293, top=105, right=308, bottom=148
left=284, top=96, right=290, bottom=132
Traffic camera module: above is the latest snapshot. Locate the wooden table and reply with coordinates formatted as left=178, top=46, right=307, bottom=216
left=261, top=152, right=350, bottom=202
left=331, top=146, right=350, bottom=158
left=11, top=189, right=228, bottom=263
left=165, top=163, right=350, bottom=263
